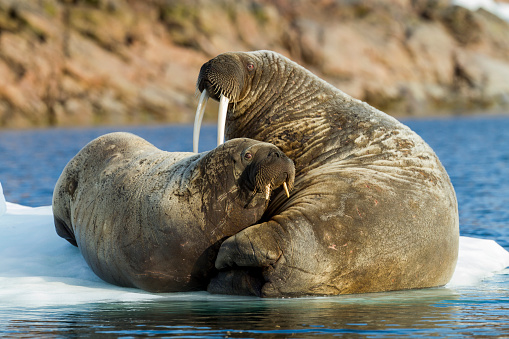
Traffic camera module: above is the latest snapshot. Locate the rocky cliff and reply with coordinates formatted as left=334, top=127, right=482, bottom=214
left=1, top=0, right=509, bottom=128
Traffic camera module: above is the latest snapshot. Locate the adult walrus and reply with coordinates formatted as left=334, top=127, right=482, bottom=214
left=194, top=50, right=459, bottom=297
left=52, top=132, right=295, bottom=292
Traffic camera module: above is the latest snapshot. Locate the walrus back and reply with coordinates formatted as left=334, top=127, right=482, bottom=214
left=52, top=133, right=166, bottom=282
left=52, top=132, right=205, bottom=289
left=53, top=132, right=156, bottom=245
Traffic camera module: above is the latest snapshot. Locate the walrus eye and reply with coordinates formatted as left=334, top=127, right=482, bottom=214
left=246, top=63, right=255, bottom=72
left=244, top=152, right=253, bottom=160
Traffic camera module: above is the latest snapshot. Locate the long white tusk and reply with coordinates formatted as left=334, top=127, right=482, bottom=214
left=217, top=95, right=229, bottom=146
left=193, top=90, right=209, bottom=153
left=283, top=182, right=290, bottom=198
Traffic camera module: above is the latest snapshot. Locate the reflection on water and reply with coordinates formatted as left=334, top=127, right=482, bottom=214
left=0, top=289, right=462, bottom=337
left=2, top=278, right=509, bottom=338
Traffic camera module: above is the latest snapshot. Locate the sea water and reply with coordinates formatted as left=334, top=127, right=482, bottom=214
left=0, top=116, right=508, bottom=337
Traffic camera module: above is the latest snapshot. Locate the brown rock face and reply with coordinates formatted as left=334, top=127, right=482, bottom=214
left=1, top=0, right=509, bottom=128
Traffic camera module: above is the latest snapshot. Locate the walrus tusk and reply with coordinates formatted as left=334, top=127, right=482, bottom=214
left=193, top=90, right=209, bottom=153
left=283, top=182, right=290, bottom=198
left=265, top=184, right=272, bottom=200
left=218, top=95, right=229, bottom=146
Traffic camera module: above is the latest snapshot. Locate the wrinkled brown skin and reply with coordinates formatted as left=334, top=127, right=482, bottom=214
left=197, top=50, right=459, bottom=297
left=52, top=132, right=295, bottom=293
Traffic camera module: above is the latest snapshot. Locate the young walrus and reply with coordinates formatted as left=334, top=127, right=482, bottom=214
left=53, top=132, right=294, bottom=292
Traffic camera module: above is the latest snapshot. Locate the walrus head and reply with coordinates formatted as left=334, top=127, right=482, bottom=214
left=197, top=52, right=249, bottom=102
left=194, top=51, right=271, bottom=153
left=216, top=138, right=295, bottom=208
left=240, top=140, right=295, bottom=205
left=194, top=50, right=324, bottom=154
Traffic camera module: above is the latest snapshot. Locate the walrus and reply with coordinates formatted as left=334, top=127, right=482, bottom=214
left=194, top=50, right=459, bottom=297
left=52, top=132, right=295, bottom=292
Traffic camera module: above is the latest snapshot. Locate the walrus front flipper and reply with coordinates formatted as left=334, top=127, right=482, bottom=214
left=208, top=268, right=264, bottom=297
left=215, top=221, right=282, bottom=270
left=212, top=221, right=287, bottom=297
left=54, top=216, right=77, bottom=247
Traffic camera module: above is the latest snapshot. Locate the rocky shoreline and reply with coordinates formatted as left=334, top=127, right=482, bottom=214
left=1, top=0, right=508, bottom=128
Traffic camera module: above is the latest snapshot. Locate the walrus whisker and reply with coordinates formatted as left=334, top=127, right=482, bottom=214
left=193, top=89, right=209, bottom=153
left=218, top=94, right=229, bottom=146
left=212, top=83, right=222, bottom=97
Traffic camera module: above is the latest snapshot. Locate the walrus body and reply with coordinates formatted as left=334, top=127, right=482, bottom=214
left=52, top=132, right=294, bottom=292
left=194, top=50, right=459, bottom=297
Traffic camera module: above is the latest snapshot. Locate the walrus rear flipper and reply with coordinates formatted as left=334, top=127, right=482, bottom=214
left=54, top=216, right=77, bottom=247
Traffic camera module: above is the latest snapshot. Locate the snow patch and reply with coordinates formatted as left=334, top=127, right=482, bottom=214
left=453, top=0, right=509, bottom=22
left=0, top=182, right=6, bottom=217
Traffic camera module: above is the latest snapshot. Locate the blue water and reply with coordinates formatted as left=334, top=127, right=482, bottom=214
left=1, top=116, right=509, bottom=337
left=1, top=284, right=508, bottom=338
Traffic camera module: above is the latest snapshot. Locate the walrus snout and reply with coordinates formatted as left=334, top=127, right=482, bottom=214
left=238, top=141, right=295, bottom=207
left=197, top=56, right=244, bottom=101
left=197, top=76, right=216, bottom=99
left=266, top=149, right=295, bottom=195
left=254, top=150, right=295, bottom=200
left=194, top=54, right=250, bottom=152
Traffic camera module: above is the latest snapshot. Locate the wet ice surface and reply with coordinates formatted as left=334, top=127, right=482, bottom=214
left=0, top=200, right=507, bottom=308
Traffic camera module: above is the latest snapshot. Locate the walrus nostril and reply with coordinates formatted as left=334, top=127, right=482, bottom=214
left=268, top=150, right=281, bottom=158
left=198, top=78, right=214, bottom=95
left=199, top=79, right=208, bottom=90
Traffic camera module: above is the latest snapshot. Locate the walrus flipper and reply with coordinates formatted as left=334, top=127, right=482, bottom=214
left=54, top=216, right=77, bottom=247
left=208, top=268, right=265, bottom=297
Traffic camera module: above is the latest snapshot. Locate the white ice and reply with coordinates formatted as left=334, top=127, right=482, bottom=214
left=0, top=185, right=508, bottom=307
left=0, top=182, right=6, bottom=218
left=453, top=0, right=509, bottom=22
